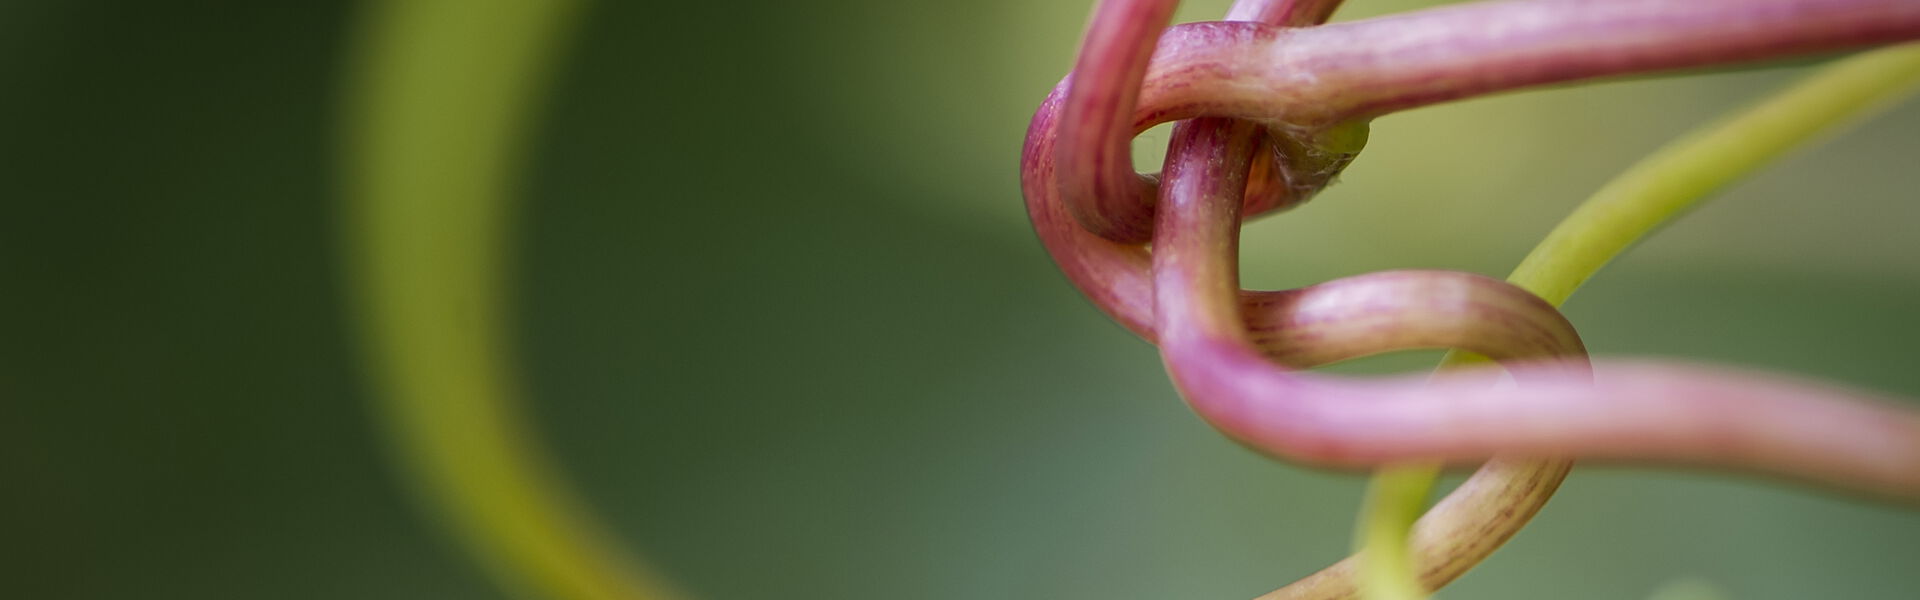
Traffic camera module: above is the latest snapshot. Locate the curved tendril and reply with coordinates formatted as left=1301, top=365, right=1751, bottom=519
left=1240, top=272, right=1588, bottom=600
left=1040, top=10, right=1591, bottom=596
left=343, top=2, right=679, bottom=599
left=1182, top=1, right=1582, bottom=594
left=1055, top=0, right=1351, bottom=243
left=1056, top=0, right=1178, bottom=243
left=1509, top=42, right=1920, bottom=309
left=1152, top=117, right=1592, bottom=600
left=1353, top=40, right=1920, bottom=600
left=1031, top=5, right=1920, bottom=496
left=1028, top=1, right=1920, bottom=338
left=1026, top=1, right=1920, bottom=599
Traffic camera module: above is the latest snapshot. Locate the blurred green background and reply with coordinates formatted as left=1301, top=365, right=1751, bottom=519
left=4, top=1, right=1918, bottom=599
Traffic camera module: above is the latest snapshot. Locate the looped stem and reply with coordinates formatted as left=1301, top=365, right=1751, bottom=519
left=1025, top=2, right=1920, bottom=599
left=1351, top=40, right=1920, bottom=600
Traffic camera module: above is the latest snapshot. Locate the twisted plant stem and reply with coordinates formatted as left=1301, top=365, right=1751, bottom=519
left=1050, top=4, right=1590, bottom=600
left=1354, top=42, right=1920, bottom=600
left=1028, top=1, right=1920, bottom=598
left=1165, top=2, right=1590, bottom=599
left=342, top=2, right=678, bottom=599
left=1028, top=0, right=1920, bottom=337
left=1152, top=118, right=1592, bottom=600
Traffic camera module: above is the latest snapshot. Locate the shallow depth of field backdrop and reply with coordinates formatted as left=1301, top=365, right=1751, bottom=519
left=4, top=1, right=1919, bottom=599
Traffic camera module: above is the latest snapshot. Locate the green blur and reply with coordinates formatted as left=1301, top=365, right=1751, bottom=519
left=3, top=1, right=1917, bottom=599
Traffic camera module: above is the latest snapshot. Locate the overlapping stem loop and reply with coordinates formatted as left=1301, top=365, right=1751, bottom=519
left=1024, top=0, right=1920, bottom=596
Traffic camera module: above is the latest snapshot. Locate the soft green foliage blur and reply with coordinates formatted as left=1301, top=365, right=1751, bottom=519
left=2, top=1, right=1917, bottom=599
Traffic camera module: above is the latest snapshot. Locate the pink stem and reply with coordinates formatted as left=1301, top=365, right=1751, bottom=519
left=1055, top=0, right=1180, bottom=244
left=1031, top=0, right=1920, bottom=594
left=1224, top=0, right=1342, bottom=25
left=1054, top=0, right=1345, bottom=244
left=1045, top=0, right=1920, bottom=243
left=1142, top=0, right=1920, bottom=126
left=1144, top=110, right=1920, bottom=504
left=1026, top=0, right=1920, bottom=498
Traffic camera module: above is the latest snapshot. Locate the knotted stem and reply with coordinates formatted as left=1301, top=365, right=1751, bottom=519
left=1025, top=0, right=1920, bottom=598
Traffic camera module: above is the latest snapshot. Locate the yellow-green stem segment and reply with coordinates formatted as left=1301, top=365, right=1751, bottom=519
left=342, top=2, right=680, bottom=599
left=1355, top=43, right=1920, bottom=600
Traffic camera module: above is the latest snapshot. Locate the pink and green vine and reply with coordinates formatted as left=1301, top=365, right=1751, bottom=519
left=343, top=1, right=1920, bottom=598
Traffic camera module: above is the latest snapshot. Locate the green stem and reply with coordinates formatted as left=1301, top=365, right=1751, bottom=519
left=1355, top=464, right=1440, bottom=600
left=1354, top=42, right=1920, bottom=600
left=342, top=2, right=679, bottom=599
left=1511, top=44, right=1920, bottom=307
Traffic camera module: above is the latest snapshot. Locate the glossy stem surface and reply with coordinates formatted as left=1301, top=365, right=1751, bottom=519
left=1046, top=0, right=1920, bottom=244
left=1057, top=0, right=1180, bottom=242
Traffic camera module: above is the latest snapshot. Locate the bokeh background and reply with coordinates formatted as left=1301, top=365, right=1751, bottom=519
left=5, top=1, right=1919, bottom=599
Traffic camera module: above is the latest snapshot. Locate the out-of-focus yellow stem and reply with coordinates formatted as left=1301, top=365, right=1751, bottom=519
left=342, top=2, right=680, bottom=599
left=1355, top=43, right=1920, bottom=600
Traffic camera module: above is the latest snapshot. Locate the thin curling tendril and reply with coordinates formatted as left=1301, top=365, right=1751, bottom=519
left=1173, top=2, right=1588, bottom=599
left=1029, top=0, right=1920, bottom=599
left=337, top=0, right=1920, bottom=599
left=343, top=1, right=680, bottom=599
left=1356, top=41, right=1920, bottom=600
